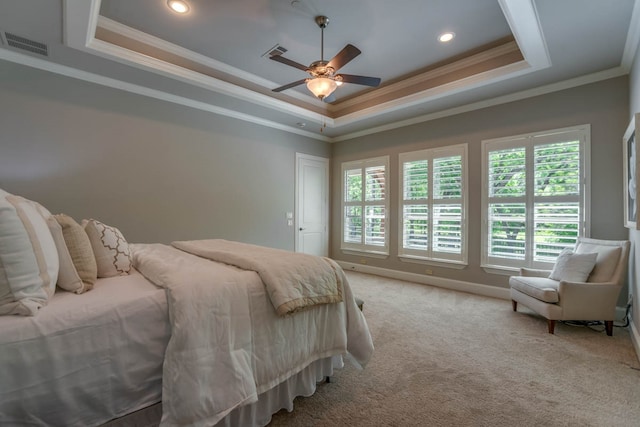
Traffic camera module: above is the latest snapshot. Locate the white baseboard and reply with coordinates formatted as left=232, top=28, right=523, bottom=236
left=630, top=316, right=640, bottom=364
left=337, top=261, right=511, bottom=300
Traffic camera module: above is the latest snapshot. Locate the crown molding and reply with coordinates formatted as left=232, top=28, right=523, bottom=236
left=622, top=0, right=640, bottom=71
left=332, top=66, right=627, bottom=142
left=0, top=47, right=331, bottom=142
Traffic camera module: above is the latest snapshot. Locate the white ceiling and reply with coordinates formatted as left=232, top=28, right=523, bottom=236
left=0, top=0, right=638, bottom=141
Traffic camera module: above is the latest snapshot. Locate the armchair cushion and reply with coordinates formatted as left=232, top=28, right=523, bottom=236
left=509, top=276, right=560, bottom=303
left=574, top=244, right=621, bottom=283
left=548, top=249, right=597, bottom=282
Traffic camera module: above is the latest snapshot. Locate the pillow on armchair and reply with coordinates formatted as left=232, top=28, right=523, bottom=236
left=548, top=248, right=597, bottom=282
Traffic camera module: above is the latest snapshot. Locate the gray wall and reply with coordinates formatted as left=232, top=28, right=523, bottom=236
left=331, top=76, right=629, bottom=290
left=0, top=60, right=330, bottom=250
left=0, top=59, right=631, bottom=296
left=628, top=41, right=640, bottom=337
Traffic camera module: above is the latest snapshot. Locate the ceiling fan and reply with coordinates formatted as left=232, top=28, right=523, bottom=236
left=270, top=15, right=381, bottom=102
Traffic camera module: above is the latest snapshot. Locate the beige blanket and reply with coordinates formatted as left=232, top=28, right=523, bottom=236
left=172, top=239, right=343, bottom=316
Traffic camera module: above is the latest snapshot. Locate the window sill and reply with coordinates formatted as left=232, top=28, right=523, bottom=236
left=481, top=264, right=520, bottom=276
left=398, top=255, right=467, bottom=270
left=341, top=249, right=389, bottom=259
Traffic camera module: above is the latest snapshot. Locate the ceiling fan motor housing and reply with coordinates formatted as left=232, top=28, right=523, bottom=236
left=308, top=60, right=335, bottom=78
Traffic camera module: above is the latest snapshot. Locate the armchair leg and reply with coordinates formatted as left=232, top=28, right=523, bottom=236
left=547, top=319, right=555, bottom=334
left=605, top=321, right=613, bottom=336
left=512, top=300, right=517, bottom=312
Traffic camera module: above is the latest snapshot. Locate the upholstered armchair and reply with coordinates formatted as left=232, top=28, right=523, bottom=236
left=510, top=237, right=630, bottom=335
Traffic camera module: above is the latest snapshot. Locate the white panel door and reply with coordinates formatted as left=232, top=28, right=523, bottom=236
left=295, top=153, right=329, bottom=256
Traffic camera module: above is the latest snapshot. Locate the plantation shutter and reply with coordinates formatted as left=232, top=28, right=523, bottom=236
left=341, top=157, right=389, bottom=254
left=399, top=144, right=467, bottom=264
left=432, top=156, right=463, bottom=255
left=487, top=146, right=526, bottom=261
left=533, top=139, right=581, bottom=261
left=482, top=125, right=588, bottom=270
left=402, top=160, right=429, bottom=250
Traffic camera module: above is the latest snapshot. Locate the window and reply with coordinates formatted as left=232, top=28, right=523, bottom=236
left=341, top=156, right=389, bottom=255
left=399, top=144, right=468, bottom=265
left=481, top=125, right=590, bottom=272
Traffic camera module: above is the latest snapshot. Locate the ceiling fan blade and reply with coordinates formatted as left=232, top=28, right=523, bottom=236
left=269, top=55, right=309, bottom=72
left=272, top=79, right=307, bottom=92
left=327, top=44, right=361, bottom=72
left=337, top=74, right=381, bottom=87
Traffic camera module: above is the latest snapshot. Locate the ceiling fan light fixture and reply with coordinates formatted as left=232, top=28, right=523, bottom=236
left=306, top=77, right=337, bottom=100
left=167, top=0, right=190, bottom=14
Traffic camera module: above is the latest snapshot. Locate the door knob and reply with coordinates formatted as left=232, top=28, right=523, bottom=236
left=299, top=227, right=306, bottom=231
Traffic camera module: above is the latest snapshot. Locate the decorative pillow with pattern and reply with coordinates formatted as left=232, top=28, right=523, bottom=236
left=50, top=214, right=97, bottom=293
left=0, top=189, right=59, bottom=316
left=83, top=219, right=131, bottom=277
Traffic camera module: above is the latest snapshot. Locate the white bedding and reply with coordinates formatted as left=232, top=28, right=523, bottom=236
left=132, top=243, right=373, bottom=427
left=0, top=270, right=169, bottom=426
left=0, top=242, right=373, bottom=427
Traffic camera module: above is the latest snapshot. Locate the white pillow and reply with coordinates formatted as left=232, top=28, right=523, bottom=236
left=83, top=219, right=131, bottom=278
left=0, top=189, right=59, bottom=316
left=548, top=248, right=597, bottom=283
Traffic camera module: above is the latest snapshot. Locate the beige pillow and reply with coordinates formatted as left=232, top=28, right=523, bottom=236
left=0, top=190, right=58, bottom=316
left=83, top=219, right=131, bottom=278
left=52, top=214, right=97, bottom=293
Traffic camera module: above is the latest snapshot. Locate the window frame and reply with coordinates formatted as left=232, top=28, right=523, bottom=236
left=398, top=143, right=468, bottom=267
left=480, top=125, right=591, bottom=274
left=340, top=156, right=390, bottom=256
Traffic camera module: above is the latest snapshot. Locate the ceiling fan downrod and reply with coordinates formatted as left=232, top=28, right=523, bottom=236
left=315, top=16, right=329, bottom=62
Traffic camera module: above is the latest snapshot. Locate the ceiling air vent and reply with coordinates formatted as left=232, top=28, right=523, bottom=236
left=262, top=44, right=287, bottom=58
left=2, top=31, right=48, bottom=56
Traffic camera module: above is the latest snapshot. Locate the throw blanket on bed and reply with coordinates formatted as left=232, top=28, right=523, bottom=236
left=131, top=243, right=373, bottom=427
left=172, top=239, right=343, bottom=316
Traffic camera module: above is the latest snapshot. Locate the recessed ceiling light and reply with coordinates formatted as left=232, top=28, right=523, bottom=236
left=167, top=0, right=190, bottom=14
left=438, top=32, right=455, bottom=43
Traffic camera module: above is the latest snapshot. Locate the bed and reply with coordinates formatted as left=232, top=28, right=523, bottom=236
left=0, top=189, right=373, bottom=426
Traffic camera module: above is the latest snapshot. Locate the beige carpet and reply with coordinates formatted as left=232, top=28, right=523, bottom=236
left=269, top=271, right=640, bottom=426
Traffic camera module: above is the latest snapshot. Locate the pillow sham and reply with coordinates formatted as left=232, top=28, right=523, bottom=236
left=83, top=219, right=131, bottom=277
left=50, top=214, right=96, bottom=294
left=548, top=248, right=597, bottom=283
left=0, top=189, right=59, bottom=316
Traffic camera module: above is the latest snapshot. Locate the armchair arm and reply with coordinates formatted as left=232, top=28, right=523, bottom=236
left=557, top=281, right=622, bottom=320
left=519, top=267, right=551, bottom=278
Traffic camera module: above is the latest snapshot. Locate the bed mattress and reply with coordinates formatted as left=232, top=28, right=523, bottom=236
left=0, top=270, right=170, bottom=426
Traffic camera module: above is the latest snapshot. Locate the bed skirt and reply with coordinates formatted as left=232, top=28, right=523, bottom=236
left=102, top=355, right=343, bottom=427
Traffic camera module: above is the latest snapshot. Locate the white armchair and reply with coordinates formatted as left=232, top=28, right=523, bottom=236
left=510, top=237, right=630, bottom=335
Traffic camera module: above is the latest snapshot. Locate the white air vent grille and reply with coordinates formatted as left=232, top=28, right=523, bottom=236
left=3, top=32, right=48, bottom=56
left=262, top=44, right=287, bottom=58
